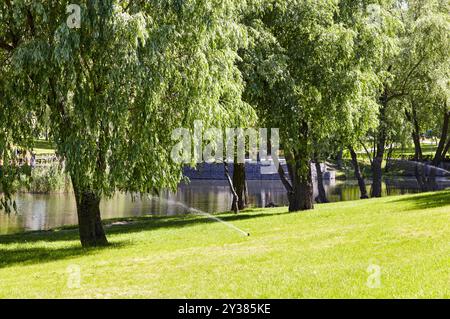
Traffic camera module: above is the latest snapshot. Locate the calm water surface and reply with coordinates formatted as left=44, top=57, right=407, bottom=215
left=1, top=178, right=449, bottom=234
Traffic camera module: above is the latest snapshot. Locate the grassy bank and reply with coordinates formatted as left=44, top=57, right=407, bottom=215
left=0, top=191, right=449, bottom=298
left=31, top=139, right=56, bottom=155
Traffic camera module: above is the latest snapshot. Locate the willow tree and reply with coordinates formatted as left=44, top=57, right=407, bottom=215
left=0, top=0, right=248, bottom=246
left=238, top=0, right=383, bottom=211
left=367, top=0, right=449, bottom=196
left=399, top=0, right=450, bottom=166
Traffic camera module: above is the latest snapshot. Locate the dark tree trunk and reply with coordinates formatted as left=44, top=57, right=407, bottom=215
left=287, top=165, right=314, bottom=211
left=414, top=162, right=426, bottom=192
left=73, top=184, right=108, bottom=247
left=371, top=91, right=388, bottom=198
left=412, top=131, right=423, bottom=161
left=371, top=156, right=384, bottom=197
left=406, top=105, right=431, bottom=191
left=277, top=121, right=314, bottom=212
left=432, top=110, right=450, bottom=167
left=224, top=162, right=239, bottom=213
left=284, top=151, right=314, bottom=212
left=384, top=143, right=394, bottom=173
left=278, top=158, right=314, bottom=212
left=232, top=162, right=248, bottom=210
left=406, top=106, right=423, bottom=161
left=336, top=148, right=343, bottom=170
left=277, top=162, right=293, bottom=199
left=442, top=138, right=450, bottom=160
left=314, top=161, right=328, bottom=203
left=348, top=146, right=369, bottom=199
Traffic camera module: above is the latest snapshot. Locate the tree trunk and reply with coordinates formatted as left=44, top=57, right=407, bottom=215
left=442, top=138, right=450, bottom=161
left=336, top=148, right=343, bottom=170
left=384, top=143, right=394, bottom=173
left=232, top=162, right=248, bottom=210
left=277, top=120, right=313, bottom=211
left=406, top=105, right=429, bottom=191
left=224, top=162, right=239, bottom=213
left=432, top=110, right=449, bottom=167
left=371, top=91, right=388, bottom=198
left=284, top=151, right=314, bottom=212
left=414, top=163, right=426, bottom=192
left=371, top=156, right=383, bottom=197
left=314, top=161, right=328, bottom=203
left=73, top=184, right=108, bottom=247
left=412, top=131, right=423, bottom=161
left=406, top=106, right=423, bottom=161
left=348, top=146, right=369, bottom=199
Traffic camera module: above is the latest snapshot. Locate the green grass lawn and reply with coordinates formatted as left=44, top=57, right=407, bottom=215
left=32, top=139, right=56, bottom=155
left=391, top=144, right=438, bottom=157
left=0, top=191, right=449, bottom=298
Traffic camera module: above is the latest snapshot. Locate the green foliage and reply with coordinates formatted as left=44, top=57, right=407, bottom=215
left=398, top=0, right=450, bottom=138
left=238, top=0, right=390, bottom=169
left=1, top=0, right=448, bottom=212
left=366, top=0, right=449, bottom=150
left=0, top=1, right=252, bottom=205
left=29, top=166, right=70, bottom=194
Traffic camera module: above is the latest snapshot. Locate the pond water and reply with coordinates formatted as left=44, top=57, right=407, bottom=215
left=0, top=178, right=449, bottom=235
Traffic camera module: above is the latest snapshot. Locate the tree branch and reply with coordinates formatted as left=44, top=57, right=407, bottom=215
left=390, top=55, right=426, bottom=102
left=27, top=9, right=35, bottom=36
left=224, top=162, right=239, bottom=213
left=277, top=162, right=293, bottom=193
left=124, top=0, right=135, bottom=12
left=0, top=39, right=14, bottom=51
left=358, top=138, right=373, bottom=165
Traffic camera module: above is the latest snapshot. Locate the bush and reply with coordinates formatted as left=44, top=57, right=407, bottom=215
left=29, top=166, right=70, bottom=194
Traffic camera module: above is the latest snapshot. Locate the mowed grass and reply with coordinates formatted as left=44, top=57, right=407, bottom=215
left=33, top=140, right=56, bottom=155
left=0, top=191, right=449, bottom=298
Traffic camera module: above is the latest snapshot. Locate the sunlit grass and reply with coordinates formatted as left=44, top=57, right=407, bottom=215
left=0, top=191, right=449, bottom=298
left=32, top=140, right=56, bottom=155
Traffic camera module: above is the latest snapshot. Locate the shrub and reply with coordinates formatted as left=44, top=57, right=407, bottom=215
left=29, top=166, right=71, bottom=194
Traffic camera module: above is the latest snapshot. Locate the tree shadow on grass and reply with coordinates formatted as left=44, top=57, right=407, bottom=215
left=389, top=190, right=450, bottom=211
left=0, top=242, right=126, bottom=269
left=0, top=209, right=289, bottom=246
